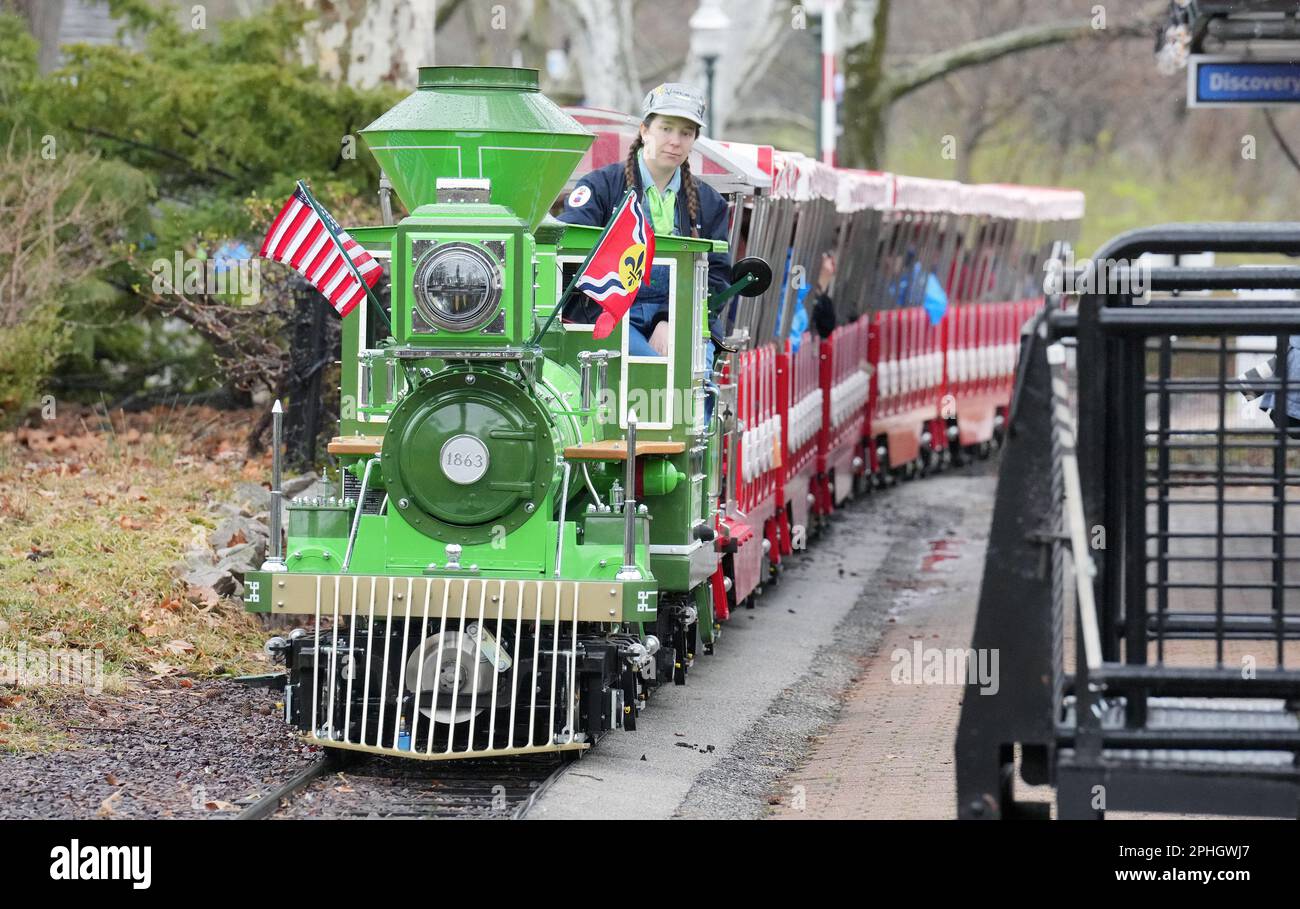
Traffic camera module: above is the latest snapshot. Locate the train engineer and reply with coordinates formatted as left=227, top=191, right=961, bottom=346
left=558, top=82, right=732, bottom=356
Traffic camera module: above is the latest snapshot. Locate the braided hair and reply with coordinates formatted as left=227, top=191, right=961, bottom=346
left=624, top=116, right=701, bottom=239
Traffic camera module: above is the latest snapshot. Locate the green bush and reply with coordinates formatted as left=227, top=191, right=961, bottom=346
left=0, top=2, right=403, bottom=423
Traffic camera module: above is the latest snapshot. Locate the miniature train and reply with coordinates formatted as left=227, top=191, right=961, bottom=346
left=242, top=65, right=1083, bottom=761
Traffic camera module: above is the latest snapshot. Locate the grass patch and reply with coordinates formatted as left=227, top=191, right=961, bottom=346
left=0, top=692, right=73, bottom=752
left=0, top=405, right=282, bottom=694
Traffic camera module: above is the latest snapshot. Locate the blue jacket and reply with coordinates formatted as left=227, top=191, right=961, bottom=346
left=558, top=160, right=732, bottom=309
left=1258, top=335, right=1300, bottom=420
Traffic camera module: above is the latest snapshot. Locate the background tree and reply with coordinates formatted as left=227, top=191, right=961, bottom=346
left=0, top=1, right=402, bottom=437
left=297, top=0, right=467, bottom=88
left=840, top=0, right=1168, bottom=168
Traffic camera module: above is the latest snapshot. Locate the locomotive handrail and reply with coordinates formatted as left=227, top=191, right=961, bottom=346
left=364, top=346, right=532, bottom=361
left=341, top=457, right=381, bottom=573
left=554, top=461, right=572, bottom=578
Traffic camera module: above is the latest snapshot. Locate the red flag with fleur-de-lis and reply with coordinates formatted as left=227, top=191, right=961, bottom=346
left=574, top=190, right=656, bottom=340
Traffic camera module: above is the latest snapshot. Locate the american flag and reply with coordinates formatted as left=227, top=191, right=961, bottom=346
left=259, top=182, right=382, bottom=317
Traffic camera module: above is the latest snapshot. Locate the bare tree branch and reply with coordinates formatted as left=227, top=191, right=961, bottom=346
left=1263, top=110, right=1300, bottom=177
left=435, top=0, right=470, bottom=29
left=843, top=0, right=1165, bottom=167
left=880, top=18, right=1099, bottom=103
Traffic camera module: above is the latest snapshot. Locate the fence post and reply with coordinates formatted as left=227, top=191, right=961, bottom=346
left=285, top=276, right=329, bottom=470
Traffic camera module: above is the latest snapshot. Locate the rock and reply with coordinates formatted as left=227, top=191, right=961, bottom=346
left=216, top=542, right=259, bottom=573
left=183, top=566, right=239, bottom=598
left=282, top=472, right=318, bottom=499
left=185, top=583, right=220, bottom=607
left=183, top=547, right=216, bottom=571
left=231, top=482, right=271, bottom=512
left=210, top=515, right=269, bottom=551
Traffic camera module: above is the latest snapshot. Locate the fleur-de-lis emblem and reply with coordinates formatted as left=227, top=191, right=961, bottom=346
left=619, top=243, right=646, bottom=290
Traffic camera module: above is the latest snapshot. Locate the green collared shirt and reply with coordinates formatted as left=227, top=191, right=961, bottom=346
left=638, top=149, right=679, bottom=237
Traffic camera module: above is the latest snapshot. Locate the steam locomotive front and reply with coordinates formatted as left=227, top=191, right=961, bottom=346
left=244, top=67, right=661, bottom=761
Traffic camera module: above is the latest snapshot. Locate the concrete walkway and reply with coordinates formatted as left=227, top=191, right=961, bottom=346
left=530, top=462, right=999, bottom=820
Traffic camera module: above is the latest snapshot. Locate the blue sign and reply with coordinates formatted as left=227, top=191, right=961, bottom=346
left=1189, top=57, right=1300, bottom=107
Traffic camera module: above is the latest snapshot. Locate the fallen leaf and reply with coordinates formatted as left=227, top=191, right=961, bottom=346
left=106, top=772, right=121, bottom=786
left=147, top=660, right=178, bottom=678
left=162, top=639, right=195, bottom=656
left=185, top=585, right=219, bottom=608
left=0, top=721, right=10, bottom=732
left=118, top=515, right=144, bottom=531
left=204, top=799, right=237, bottom=811
left=0, top=694, right=25, bottom=708
left=177, top=678, right=193, bottom=689
left=97, top=789, right=123, bottom=818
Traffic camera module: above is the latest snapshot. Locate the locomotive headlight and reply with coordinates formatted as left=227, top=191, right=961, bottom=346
left=411, top=241, right=502, bottom=332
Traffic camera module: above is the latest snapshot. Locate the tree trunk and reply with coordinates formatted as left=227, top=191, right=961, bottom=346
left=298, top=0, right=457, bottom=88
left=7, top=0, right=65, bottom=73
left=841, top=0, right=891, bottom=168
left=553, top=0, right=641, bottom=112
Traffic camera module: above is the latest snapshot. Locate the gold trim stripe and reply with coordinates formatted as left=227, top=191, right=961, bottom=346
left=268, top=574, right=622, bottom=622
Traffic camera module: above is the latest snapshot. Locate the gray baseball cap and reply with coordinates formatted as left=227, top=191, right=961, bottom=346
left=641, top=82, right=707, bottom=129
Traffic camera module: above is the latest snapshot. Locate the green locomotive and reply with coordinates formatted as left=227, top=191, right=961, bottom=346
left=243, top=66, right=757, bottom=760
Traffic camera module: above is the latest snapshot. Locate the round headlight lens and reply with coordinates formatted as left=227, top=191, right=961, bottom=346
left=412, top=242, right=501, bottom=332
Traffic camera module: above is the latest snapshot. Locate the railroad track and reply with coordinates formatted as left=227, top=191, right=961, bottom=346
left=237, top=751, right=574, bottom=820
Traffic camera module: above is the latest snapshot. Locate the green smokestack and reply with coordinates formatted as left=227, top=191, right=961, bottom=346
left=360, top=66, right=594, bottom=230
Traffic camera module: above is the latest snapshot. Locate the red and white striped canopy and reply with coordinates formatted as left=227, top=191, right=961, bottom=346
left=560, top=107, right=1084, bottom=223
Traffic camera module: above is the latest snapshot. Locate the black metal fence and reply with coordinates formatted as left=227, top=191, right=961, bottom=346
left=957, top=224, right=1300, bottom=819
left=282, top=276, right=334, bottom=469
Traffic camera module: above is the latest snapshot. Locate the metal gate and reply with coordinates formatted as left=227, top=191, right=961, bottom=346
left=956, top=223, right=1300, bottom=819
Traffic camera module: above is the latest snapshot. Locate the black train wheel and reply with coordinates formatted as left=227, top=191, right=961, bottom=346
left=620, top=668, right=639, bottom=731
